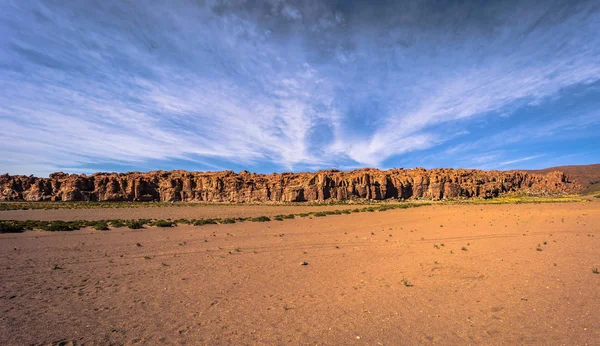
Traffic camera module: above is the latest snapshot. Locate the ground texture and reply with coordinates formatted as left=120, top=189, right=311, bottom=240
left=0, top=204, right=363, bottom=221
left=1, top=202, right=598, bottom=345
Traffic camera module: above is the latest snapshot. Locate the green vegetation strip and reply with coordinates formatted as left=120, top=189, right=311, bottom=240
left=0, top=194, right=587, bottom=211
left=0, top=195, right=588, bottom=234
left=0, top=200, right=389, bottom=211
left=0, top=203, right=429, bottom=233
left=447, top=195, right=587, bottom=204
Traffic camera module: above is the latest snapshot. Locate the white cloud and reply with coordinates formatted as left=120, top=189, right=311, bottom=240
left=499, top=154, right=545, bottom=166
left=339, top=10, right=600, bottom=165
left=1, top=1, right=599, bottom=175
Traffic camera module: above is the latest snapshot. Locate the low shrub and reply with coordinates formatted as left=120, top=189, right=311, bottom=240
left=109, top=220, right=125, bottom=228
left=42, top=221, right=77, bottom=232
left=250, top=216, right=271, bottom=222
left=126, top=220, right=144, bottom=229
left=378, top=205, right=397, bottom=211
left=193, top=219, right=219, bottom=226
left=0, top=221, right=24, bottom=233
left=15, top=220, right=36, bottom=230
left=153, top=220, right=174, bottom=227
left=92, top=221, right=109, bottom=231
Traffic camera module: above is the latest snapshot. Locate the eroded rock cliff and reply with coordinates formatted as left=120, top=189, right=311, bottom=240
left=0, top=168, right=578, bottom=203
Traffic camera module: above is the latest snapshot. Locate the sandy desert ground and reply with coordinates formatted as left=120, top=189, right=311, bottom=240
left=0, top=204, right=363, bottom=222
left=1, top=201, right=599, bottom=345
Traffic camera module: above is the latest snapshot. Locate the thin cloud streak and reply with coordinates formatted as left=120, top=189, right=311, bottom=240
left=500, top=155, right=546, bottom=166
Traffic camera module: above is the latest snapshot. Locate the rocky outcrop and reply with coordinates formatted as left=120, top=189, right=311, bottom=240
left=0, top=168, right=579, bottom=203
left=527, top=164, right=600, bottom=194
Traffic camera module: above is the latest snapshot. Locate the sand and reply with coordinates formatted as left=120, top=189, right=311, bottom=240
left=1, top=202, right=598, bottom=345
left=0, top=204, right=363, bottom=222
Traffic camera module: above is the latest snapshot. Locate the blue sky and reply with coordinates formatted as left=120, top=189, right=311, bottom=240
left=1, top=0, right=599, bottom=176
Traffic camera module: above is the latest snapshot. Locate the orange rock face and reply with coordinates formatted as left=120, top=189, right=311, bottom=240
left=0, top=168, right=578, bottom=202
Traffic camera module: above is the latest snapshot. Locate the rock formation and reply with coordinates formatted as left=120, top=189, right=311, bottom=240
left=0, top=168, right=578, bottom=203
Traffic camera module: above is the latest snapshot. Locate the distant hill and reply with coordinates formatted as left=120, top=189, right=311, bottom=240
left=527, top=164, right=600, bottom=194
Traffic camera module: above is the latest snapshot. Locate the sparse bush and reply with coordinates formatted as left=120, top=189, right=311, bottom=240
left=18, top=220, right=37, bottom=230
left=126, top=220, right=144, bottom=229
left=593, top=267, right=599, bottom=274
left=378, top=205, right=396, bottom=211
left=153, top=220, right=174, bottom=227
left=43, top=221, right=77, bottom=232
left=220, top=218, right=236, bottom=224
left=0, top=221, right=24, bottom=233
left=92, top=221, right=109, bottom=231
left=250, top=216, right=271, bottom=222
left=110, top=220, right=125, bottom=228
left=313, top=212, right=328, bottom=217
left=193, top=219, right=218, bottom=226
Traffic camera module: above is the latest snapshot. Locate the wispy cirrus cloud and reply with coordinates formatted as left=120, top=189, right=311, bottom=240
left=500, top=155, right=546, bottom=167
left=1, top=0, right=599, bottom=176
